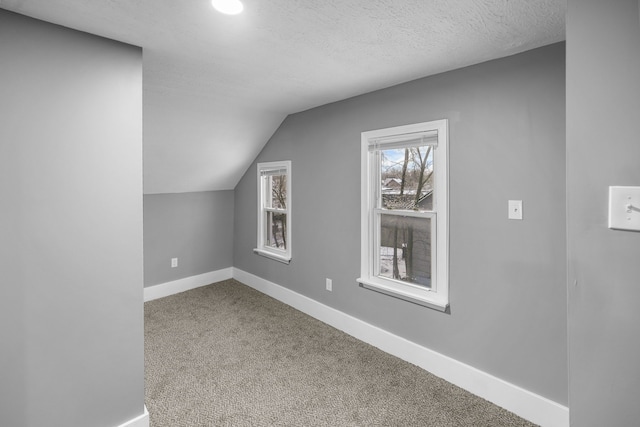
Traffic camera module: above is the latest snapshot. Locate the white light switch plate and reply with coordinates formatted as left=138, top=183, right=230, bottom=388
left=508, top=200, right=523, bottom=220
left=609, top=186, right=640, bottom=231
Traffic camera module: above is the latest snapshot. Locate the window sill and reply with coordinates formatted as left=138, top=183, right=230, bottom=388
left=253, top=248, right=291, bottom=264
left=357, top=278, right=448, bottom=312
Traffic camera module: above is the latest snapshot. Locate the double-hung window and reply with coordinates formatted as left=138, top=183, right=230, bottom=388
left=358, top=119, right=448, bottom=311
left=254, top=161, right=292, bottom=263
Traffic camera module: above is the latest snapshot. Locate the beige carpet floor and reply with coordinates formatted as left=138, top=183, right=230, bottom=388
left=144, top=279, right=537, bottom=426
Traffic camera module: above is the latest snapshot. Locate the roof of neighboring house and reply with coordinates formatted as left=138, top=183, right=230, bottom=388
left=383, top=178, right=403, bottom=187
left=382, top=191, right=433, bottom=210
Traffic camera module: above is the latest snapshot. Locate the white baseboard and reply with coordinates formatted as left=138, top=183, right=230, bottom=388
left=117, top=405, right=148, bottom=427
left=144, top=268, right=233, bottom=302
left=232, top=267, right=569, bottom=427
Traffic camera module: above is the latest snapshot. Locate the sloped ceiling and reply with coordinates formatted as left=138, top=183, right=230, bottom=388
left=0, top=0, right=565, bottom=194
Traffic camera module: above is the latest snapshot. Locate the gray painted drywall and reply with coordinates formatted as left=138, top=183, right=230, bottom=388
left=566, top=1, right=640, bottom=425
left=234, top=43, right=567, bottom=404
left=0, top=10, right=144, bottom=427
left=144, top=191, right=234, bottom=287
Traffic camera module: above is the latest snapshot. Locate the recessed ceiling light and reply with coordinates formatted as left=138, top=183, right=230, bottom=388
left=211, top=0, right=244, bottom=15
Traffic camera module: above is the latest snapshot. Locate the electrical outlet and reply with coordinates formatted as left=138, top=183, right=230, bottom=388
left=326, top=278, right=332, bottom=292
left=508, top=200, right=523, bottom=220
left=171, top=258, right=178, bottom=268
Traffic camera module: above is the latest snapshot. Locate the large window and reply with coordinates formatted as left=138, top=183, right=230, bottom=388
left=358, top=120, right=448, bottom=311
left=254, top=161, right=292, bottom=263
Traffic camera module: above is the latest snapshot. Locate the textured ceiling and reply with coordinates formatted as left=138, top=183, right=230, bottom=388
left=0, top=0, right=566, bottom=193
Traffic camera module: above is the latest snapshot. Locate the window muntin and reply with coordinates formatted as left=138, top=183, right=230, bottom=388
left=359, top=120, right=448, bottom=310
left=255, top=161, right=291, bottom=263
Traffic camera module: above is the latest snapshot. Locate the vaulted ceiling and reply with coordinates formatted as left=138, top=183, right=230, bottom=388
left=0, top=0, right=565, bottom=194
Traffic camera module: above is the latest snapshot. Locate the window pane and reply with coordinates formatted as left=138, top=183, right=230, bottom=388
left=378, top=214, right=431, bottom=288
left=266, top=175, right=287, bottom=209
left=266, top=211, right=287, bottom=250
left=380, top=146, right=434, bottom=211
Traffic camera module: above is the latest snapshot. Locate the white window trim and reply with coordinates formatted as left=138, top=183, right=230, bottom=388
left=254, top=160, right=292, bottom=264
left=358, top=119, right=449, bottom=311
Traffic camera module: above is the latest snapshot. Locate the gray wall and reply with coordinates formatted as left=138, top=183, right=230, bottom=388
left=144, top=191, right=234, bottom=287
left=566, top=1, right=640, bottom=425
left=234, top=43, right=567, bottom=404
left=0, top=10, right=144, bottom=427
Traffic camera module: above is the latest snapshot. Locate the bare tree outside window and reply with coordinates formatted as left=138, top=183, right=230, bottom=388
left=379, top=145, right=434, bottom=287
left=268, top=175, right=287, bottom=249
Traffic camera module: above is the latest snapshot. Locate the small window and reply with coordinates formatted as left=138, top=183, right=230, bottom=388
left=254, top=161, right=292, bottom=263
left=358, top=120, right=448, bottom=311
